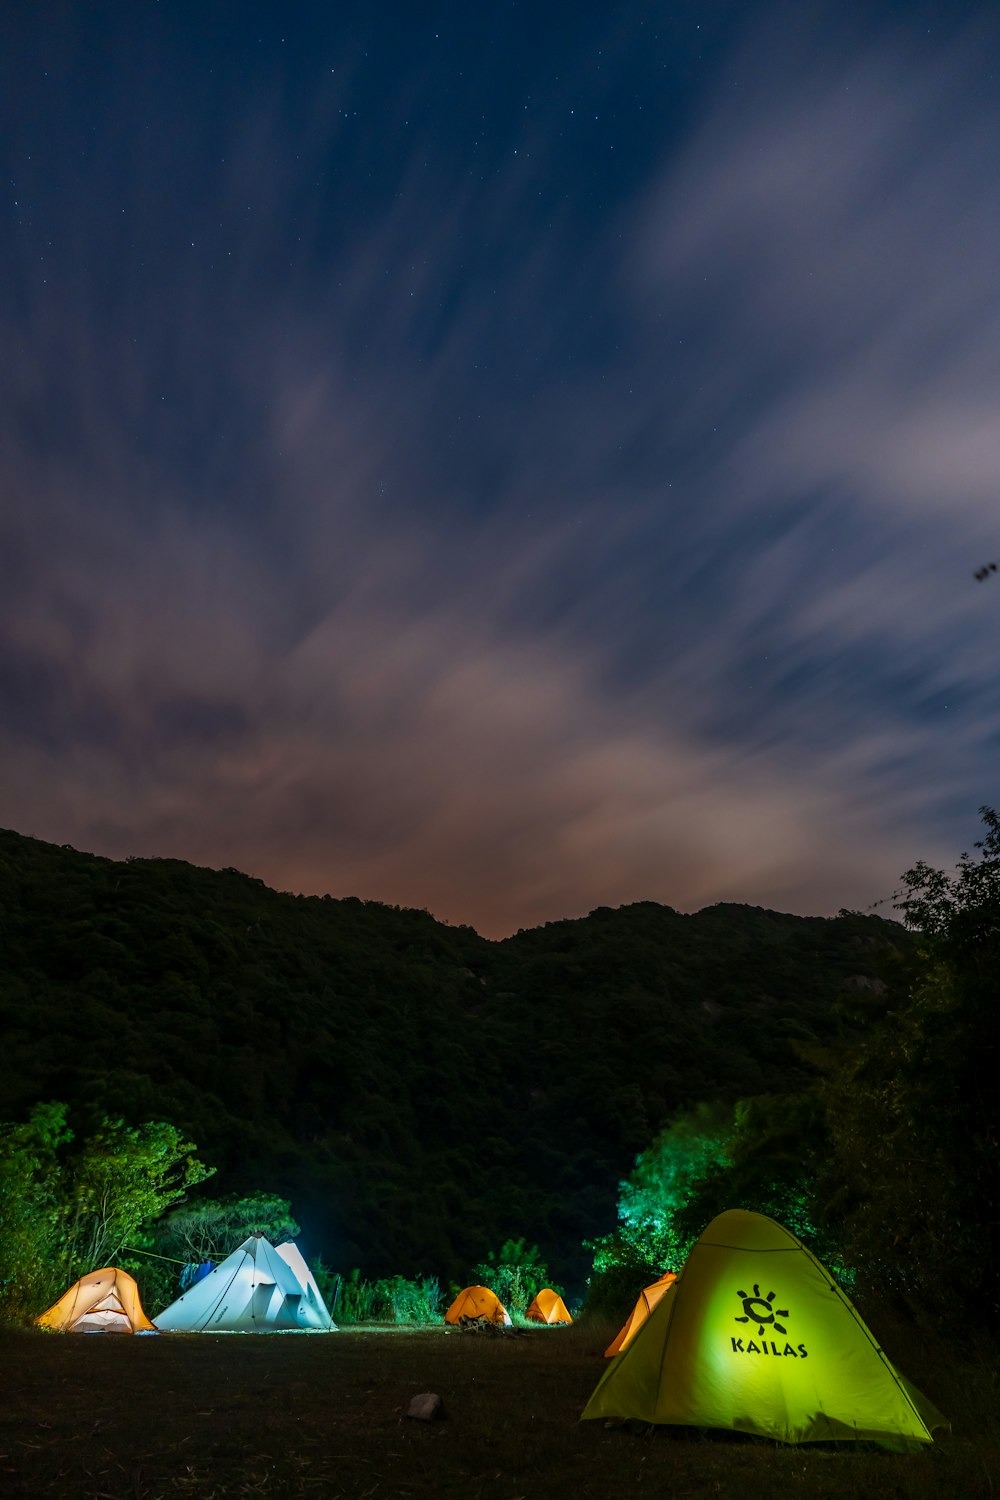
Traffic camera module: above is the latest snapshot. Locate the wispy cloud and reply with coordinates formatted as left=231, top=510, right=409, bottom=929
left=2, top=5, right=998, bottom=932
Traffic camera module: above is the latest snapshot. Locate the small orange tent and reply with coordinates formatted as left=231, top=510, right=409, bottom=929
left=444, top=1285, right=511, bottom=1326
left=37, top=1268, right=156, bottom=1334
left=526, top=1288, right=572, bottom=1324
left=605, top=1272, right=677, bottom=1356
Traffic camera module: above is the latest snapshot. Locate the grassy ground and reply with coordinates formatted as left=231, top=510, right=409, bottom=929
left=0, top=1314, right=995, bottom=1499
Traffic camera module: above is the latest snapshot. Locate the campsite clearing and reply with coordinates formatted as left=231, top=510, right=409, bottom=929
left=0, top=1318, right=993, bottom=1499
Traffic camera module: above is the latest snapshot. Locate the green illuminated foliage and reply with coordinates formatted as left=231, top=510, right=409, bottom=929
left=60, top=1118, right=213, bottom=1276
left=617, top=1101, right=735, bottom=1257
left=0, top=1103, right=213, bottom=1321
left=589, top=1102, right=735, bottom=1282
left=588, top=1090, right=858, bottom=1313
left=0, top=1102, right=72, bottom=1318
left=471, top=1237, right=552, bottom=1317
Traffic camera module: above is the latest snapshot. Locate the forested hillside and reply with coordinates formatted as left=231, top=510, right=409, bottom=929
left=0, top=828, right=908, bottom=1287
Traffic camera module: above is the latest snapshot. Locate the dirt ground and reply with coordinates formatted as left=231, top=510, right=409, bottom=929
left=0, top=1321, right=984, bottom=1500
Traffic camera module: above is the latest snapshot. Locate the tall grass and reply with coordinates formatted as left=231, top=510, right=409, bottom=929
left=322, top=1267, right=444, bottom=1324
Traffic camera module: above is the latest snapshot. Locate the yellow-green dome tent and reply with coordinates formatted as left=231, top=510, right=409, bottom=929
left=582, top=1210, right=947, bottom=1448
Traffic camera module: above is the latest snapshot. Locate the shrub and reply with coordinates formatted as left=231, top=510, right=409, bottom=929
left=371, top=1274, right=443, bottom=1323
left=314, top=1267, right=443, bottom=1323
left=471, top=1238, right=551, bottom=1318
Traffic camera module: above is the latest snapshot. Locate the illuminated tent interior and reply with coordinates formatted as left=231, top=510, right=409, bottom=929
left=36, top=1267, right=157, bottom=1334
left=154, top=1235, right=336, bottom=1332
left=526, top=1288, right=572, bottom=1324
left=443, top=1285, right=512, bottom=1326
left=582, top=1210, right=947, bottom=1448
left=604, top=1271, right=677, bottom=1356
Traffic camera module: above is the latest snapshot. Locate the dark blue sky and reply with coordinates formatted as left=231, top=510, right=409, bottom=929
left=2, top=1, right=998, bottom=934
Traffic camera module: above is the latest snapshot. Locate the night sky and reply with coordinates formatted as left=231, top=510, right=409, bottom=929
left=3, top=2, right=999, bottom=937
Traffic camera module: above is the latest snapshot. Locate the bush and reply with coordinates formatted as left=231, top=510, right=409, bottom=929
left=371, top=1275, right=443, bottom=1323
left=316, top=1267, right=443, bottom=1323
left=471, top=1238, right=552, bottom=1318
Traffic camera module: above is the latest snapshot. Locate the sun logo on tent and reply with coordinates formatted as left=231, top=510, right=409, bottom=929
left=735, top=1284, right=789, bottom=1336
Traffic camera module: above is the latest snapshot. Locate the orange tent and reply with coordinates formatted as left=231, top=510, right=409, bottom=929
left=37, top=1268, right=156, bottom=1334
left=444, top=1285, right=511, bottom=1326
left=604, top=1272, right=677, bottom=1357
left=526, top=1288, right=572, bottom=1324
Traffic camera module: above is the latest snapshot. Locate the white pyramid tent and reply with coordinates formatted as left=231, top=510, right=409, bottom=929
left=275, top=1241, right=335, bottom=1330
left=155, top=1235, right=336, bottom=1332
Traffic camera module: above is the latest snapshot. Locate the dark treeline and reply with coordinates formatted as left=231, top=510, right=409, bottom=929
left=0, top=827, right=906, bottom=1296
